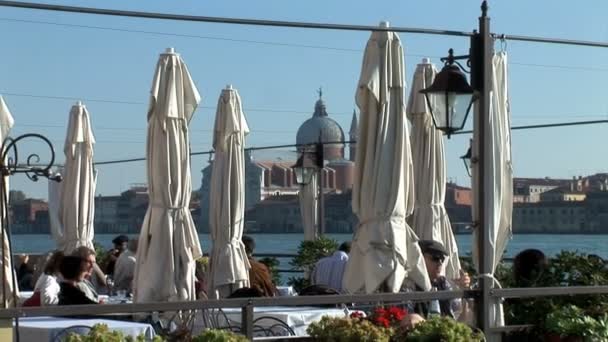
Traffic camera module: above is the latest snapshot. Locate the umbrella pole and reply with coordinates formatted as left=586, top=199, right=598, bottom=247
left=473, top=1, right=495, bottom=339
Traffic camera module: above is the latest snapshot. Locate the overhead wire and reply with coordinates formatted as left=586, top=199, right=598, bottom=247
left=0, top=17, right=606, bottom=72
left=86, top=119, right=608, bottom=166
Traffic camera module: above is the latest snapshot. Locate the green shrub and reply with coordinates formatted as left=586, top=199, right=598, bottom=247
left=307, top=315, right=392, bottom=342
left=63, top=323, right=164, bottom=342
left=192, top=329, right=248, bottom=342
left=400, top=315, right=484, bottom=342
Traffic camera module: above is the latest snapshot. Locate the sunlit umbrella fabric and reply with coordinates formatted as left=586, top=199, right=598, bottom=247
left=472, top=52, right=513, bottom=327
left=342, top=30, right=431, bottom=294
left=58, top=102, right=97, bottom=253
left=134, top=49, right=202, bottom=303
left=0, top=96, right=17, bottom=307
left=208, top=87, right=251, bottom=298
left=407, top=61, right=461, bottom=279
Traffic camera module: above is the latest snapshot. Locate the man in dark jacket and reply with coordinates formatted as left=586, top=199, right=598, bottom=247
left=407, top=240, right=471, bottom=318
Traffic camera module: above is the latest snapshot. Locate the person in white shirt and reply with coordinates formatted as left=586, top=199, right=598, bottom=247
left=310, top=242, right=351, bottom=292
left=113, top=239, right=137, bottom=294
left=33, top=250, right=64, bottom=306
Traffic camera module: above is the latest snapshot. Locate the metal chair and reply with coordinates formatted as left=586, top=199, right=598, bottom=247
left=51, top=325, right=92, bottom=342
left=252, top=316, right=296, bottom=337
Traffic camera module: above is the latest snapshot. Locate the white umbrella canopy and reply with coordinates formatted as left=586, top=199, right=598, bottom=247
left=299, top=173, right=318, bottom=241
left=0, top=95, right=18, bottom=307
left=208, top=86, right=251, bottom=299
left=407, top=60, right=462, bottom=280
left=48, top=174, right=63, bottom=247
left=58, top=102, right=97, bottom=253
left=342, top=27, right=431, bottom=294
left=134, top=48, right=202, bottom=303
left=472, top=52, right=512, bottom=327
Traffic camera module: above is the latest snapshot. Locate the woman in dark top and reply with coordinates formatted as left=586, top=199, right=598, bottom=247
left=58, top=256, right=98, bottom=306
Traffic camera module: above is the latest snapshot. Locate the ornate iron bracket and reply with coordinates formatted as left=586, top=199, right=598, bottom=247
left=0, top=133, right=62, bottom=182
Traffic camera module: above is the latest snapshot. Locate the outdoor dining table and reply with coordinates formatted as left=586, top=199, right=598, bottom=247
left=193, top=305, right=355, bottom=336
left=15, top=316, right=155, bottom=342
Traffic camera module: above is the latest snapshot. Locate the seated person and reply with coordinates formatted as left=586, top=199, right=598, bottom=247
left=32, top=250, right=64, bottom=306
left=17, top=254, right=34, bottom=291
left=403, top=240, right=470, bottom=319
left=311, top=242, right=350, bottom=293
left=72, top=246, right=104, bottom=302
left=113, top=239, right=137, bottom=294
left=242, top=235, right=277, bottom=297
left=228, top=287, right=264, bottom=298
left=58, top=256, right=99, bottom=305
left=103, top=235, right=129, bottom=276
left=513, top=249, right=547, bottom=287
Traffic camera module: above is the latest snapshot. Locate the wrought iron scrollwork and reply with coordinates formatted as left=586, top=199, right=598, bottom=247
left=0, top=133, right=62, bottom=182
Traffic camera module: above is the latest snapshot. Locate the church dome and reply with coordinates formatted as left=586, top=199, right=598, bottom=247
left=296, top=97, right=345, bottom=153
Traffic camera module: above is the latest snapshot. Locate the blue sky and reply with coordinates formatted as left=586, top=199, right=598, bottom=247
left=0, top=0, right=606, bottom=199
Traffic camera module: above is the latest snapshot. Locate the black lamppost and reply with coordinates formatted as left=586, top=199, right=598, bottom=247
left=292, top=141, right=325, bottom=237
left=419, top=1, right=494, bottom=336
left=460, top=147, right=473, bottom=177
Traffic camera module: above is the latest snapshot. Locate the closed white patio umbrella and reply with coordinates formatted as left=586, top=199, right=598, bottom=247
left=0, top=95, right=18, bottom=307
left=472, top=51, right=513, bottom=327
left=208, top=86, right=251, bottom=299
left=299, top=173, right=318, bottom=241
left=134, top=48, right=202, bottom=303
left=407, top=59, right=461, bottom=280
left=58, top=101, right=97, bottom=253
left=342, top=25, right=430, bottom=294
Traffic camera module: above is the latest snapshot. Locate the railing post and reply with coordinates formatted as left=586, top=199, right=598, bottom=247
left=241, top=300, right=254, bottom=340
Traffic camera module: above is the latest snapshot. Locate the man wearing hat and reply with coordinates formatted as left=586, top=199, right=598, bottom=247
left=102, top=235, right=129, bottom=276
left=405, top=239, right=471, bottom=320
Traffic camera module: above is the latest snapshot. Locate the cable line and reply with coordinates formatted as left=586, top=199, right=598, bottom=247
left=90, top=119, right=608, bottom=166
left=1, top=1, right=607, bottom=48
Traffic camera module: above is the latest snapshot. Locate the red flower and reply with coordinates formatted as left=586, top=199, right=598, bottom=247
left=374, top=307, right=387, bottom=316
left=375, top=316, right=390, bottom=328
left=388, top=306, right=406, bottom=321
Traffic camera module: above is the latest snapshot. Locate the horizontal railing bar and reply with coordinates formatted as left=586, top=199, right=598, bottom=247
left=491, top=285, right=608, bottom=299
left=0, top=290, right=475, bottom=319
left=253, top=253, right=298, bottom=258
left=488, top=324, right=534, bottom=333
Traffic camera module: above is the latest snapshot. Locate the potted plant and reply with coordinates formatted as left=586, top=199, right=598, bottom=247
left=544, top=305, right=601, bottom=342
left=307, top=315, right=392, bottom=341
left=397, top=315, right=484, bottom=342
left=64, top=323, right=165, bottom=342
left=192, top=329, right=249, bottom=342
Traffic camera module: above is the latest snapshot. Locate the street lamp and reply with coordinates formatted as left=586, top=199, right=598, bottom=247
left=292, top=154, right=316, bottom=185
left=292, top=141, right=325, bottom=236
left=460, top=147, right=473, bottom=177
left=420, top=48, right=477, bottom=138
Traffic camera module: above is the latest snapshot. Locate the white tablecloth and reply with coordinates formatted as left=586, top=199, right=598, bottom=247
left=15, top=316, right=155, bottom=342
left=17, top=291, right=34, bottom=305
left=276, top=286, right=296, bottom=297
left=194, top=306, right=352, bottom=336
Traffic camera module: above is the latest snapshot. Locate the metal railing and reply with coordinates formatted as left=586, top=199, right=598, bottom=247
left=2, top=280, right=608, bottom=339
left=1, top=290, right=476, bottom=340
